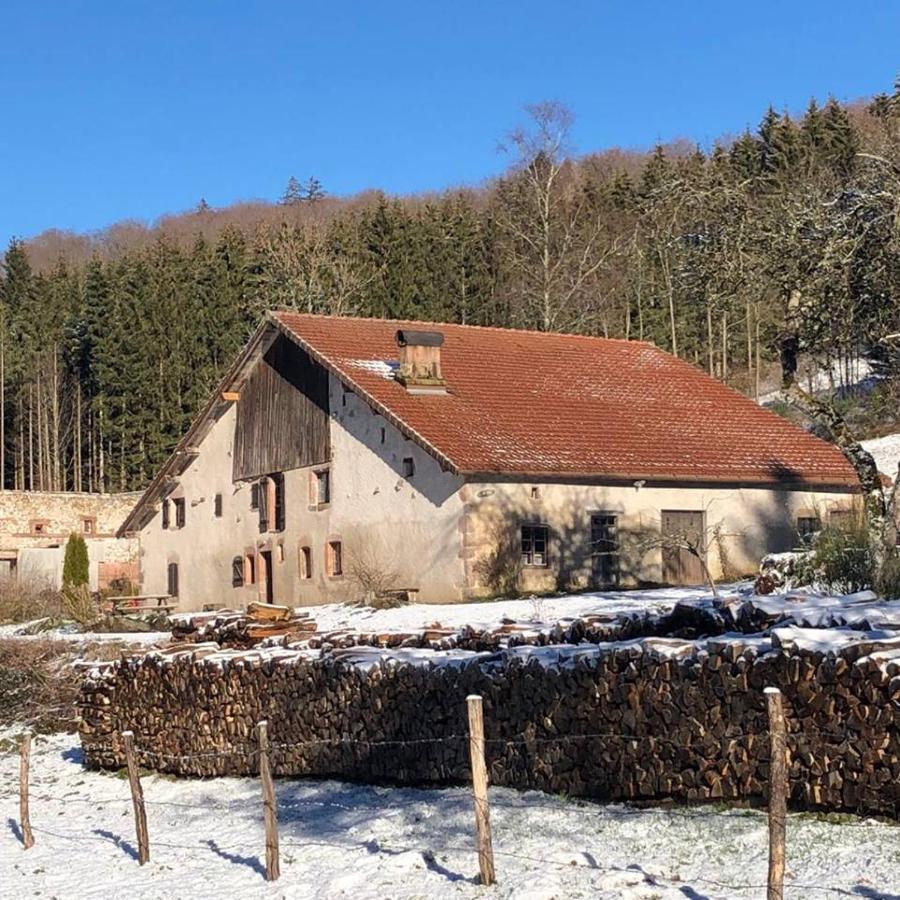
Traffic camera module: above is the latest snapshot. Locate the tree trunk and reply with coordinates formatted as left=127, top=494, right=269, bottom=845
left=28, top=384, right=34, bottom=491
left=75, top=385, right=82, bottom=492
left=721, top=312, right=728, bottom=382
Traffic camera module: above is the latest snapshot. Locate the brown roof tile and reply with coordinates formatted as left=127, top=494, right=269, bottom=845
left=273, top=312, right=859, bottom=488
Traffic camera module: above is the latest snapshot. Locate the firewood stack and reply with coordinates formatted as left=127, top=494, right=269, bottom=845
left=170, top=602, right=317, bottom=649
left=78, top=623, right=900, bottom=819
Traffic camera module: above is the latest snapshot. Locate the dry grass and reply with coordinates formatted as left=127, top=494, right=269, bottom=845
left=0, top=575, right=64, bottom=625
left=0, top=638, right=126, bottom=735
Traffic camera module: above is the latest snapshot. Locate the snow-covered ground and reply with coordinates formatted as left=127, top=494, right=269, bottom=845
left=758, top=357, right=876, bottom=407
left=2, top=733, right=897, bottom=900
left=862, top=431, right=900, bottom=479
left=297, top=586, right=709, bottom=633
left=0, top=619, right=170, bottom=644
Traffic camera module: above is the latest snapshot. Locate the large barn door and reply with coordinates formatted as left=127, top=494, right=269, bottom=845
left=660, top=510, right=705, bottom=585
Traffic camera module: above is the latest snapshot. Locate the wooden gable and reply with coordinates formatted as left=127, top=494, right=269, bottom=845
left=232, top=335, right=330, bottom=481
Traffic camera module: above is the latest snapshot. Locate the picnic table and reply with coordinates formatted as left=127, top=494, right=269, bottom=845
left=108, top=594, right=176, bottom=616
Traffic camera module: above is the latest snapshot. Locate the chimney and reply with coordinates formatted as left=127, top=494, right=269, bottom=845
left=395, top=329, right=446, bottom=394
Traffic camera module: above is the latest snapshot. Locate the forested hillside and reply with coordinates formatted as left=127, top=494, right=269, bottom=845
left=4, top=84, right=900, bottom=494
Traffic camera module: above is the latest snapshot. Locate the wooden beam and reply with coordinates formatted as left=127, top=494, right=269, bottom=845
left=222, top=391, right=240, bottom=402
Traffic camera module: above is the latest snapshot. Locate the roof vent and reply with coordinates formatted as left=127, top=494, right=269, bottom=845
left=395, top=329, right=446, bottom=394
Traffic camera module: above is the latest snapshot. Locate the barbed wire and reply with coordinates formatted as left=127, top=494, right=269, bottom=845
left=62, top=723, right=888, bottom=764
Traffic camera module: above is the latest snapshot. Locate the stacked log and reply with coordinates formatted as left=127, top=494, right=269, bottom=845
left=78, top=630, right=900, bottom=818
left=170, top=603, right=316, bottom=648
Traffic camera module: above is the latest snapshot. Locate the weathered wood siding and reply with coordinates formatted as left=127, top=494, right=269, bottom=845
left=232, top=336, right=330, bottom=481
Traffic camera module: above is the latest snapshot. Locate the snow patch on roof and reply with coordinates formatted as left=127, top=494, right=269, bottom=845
left=344, top=358, right=399, bottom=380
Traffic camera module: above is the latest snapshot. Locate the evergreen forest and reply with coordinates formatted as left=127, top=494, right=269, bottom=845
left=4, top=84, right=900, bottom=493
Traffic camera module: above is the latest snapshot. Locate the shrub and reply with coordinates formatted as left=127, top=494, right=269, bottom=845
left=346, top=545, right=405, bottom=607
left=0, top=638, right=126, bottom=734
left=877, top=550, right=900, bottom=600
left=472, top=522, right=522, bottom=598
left=61, top=583, right=100, bottom=626
left=62, top=532, right=90, bottom=588
left=797, top=516, right=875, bottom=594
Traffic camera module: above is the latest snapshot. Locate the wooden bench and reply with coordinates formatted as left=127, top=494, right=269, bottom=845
left=375, top=587, right=420, bottom=605
left=109, top=594, right=177, bottom=616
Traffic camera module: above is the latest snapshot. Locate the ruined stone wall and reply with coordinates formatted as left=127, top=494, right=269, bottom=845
left=78, top=635, right=900, bottom=818
left=0, top=490, right=141, bottom=539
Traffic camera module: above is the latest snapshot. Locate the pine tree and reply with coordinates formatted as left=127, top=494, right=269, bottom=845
left=639, top=145, right=672, bottom=196
left=821, top=98, right=859, bottom=176
left=728, top=131, right=762, bottom=180
left=301, top=177, right=326, bottom=203
left=280, top=176, right=302, bottom=205
left=800, top=98, right=825, bottom=172
left=758, top=108, right=799, bottom=188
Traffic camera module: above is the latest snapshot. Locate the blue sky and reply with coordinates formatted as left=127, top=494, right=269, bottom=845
left=1, top=1, right=898, bottom=246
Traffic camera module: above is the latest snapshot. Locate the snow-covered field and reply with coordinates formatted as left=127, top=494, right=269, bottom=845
left=6, top=585, right=900, bottom=898
left=2, top=733, right=898, bottom=900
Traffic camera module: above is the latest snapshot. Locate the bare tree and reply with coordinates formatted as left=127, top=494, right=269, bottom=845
left=496, top=102, right=618, bottom=332
left=637, top=506, right=742, bottom=597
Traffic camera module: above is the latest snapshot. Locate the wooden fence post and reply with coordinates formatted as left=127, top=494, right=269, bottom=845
left=256, top=721, right=280, bottom=881
left=466, top=694, right=495, bottom=886
left=765, top=687, right=787, bottom=900
left=19, top=730, right=34, bottom=849
left=122, top=731, right=150, bottom=864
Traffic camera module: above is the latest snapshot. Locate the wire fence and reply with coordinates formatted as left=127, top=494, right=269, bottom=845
left=5, top=691, right=899, bottom=898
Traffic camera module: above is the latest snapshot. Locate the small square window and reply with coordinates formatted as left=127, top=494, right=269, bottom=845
left=82, top=517, right=96, bottom=535
left=402, top=457, right=415, bottom=479
left=31, top=520, right=48, bottom=536
left=327, top=540, right=343, bottom=577
left=530, top=486, right=540, bottom=500
left=299, top=545, right=312, bottom=579
left=521, top=525, right=549, bottom=567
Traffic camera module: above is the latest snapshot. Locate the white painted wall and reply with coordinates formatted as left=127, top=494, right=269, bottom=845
left=138, top=376, right=467, bottom=610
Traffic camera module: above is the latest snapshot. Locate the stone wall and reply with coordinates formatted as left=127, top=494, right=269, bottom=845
left=78, top=631, right=900, bottom=818
left=0, top=490, right=141, bottom=539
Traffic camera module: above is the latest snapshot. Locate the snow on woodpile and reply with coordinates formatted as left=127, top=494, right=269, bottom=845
left=79, top=606, right=900, bottom=818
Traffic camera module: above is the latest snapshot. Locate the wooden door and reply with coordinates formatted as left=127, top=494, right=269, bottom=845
left=590, top=514, right=619, bottom=587
left=260, top=550, right=274, bottom=604
left=660, top=510, right=705, bottom=585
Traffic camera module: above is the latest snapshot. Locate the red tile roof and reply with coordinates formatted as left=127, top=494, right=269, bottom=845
left=272, top=312, right=858, bottom=487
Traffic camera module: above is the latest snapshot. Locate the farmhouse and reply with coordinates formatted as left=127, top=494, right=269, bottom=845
left=119, top=312, right=859, bottom=610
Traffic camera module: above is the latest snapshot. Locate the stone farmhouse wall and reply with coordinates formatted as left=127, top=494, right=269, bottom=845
left=79, top=636, right=900, bottom=818
left=0, top=490, right=140, bottom=590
